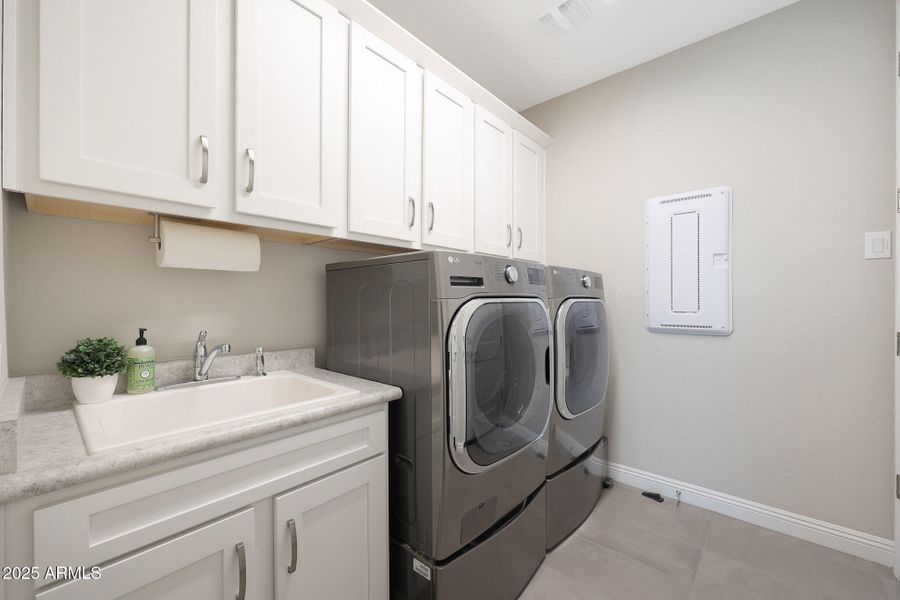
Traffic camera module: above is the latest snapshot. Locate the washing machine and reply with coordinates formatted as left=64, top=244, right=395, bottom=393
left=326, top=251, right=553, bottom=599
left=545, top=265, right=610, bottom=550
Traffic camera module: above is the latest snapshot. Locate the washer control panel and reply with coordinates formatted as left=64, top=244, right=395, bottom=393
left=435, top=252, right=547, bottom=297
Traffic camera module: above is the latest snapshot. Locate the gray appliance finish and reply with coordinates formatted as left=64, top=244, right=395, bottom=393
left=545, top=265, right=610, bottom=550
left=326, top=251, right=553, bottom=600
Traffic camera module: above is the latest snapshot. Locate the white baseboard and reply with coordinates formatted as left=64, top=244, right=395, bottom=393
left=607, top=462, right=894, bottom=567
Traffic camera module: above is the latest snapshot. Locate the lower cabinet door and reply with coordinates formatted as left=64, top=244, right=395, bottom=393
left=36, top=509, right=255, bottom=600
left=274, top=455, right=387, bottom=600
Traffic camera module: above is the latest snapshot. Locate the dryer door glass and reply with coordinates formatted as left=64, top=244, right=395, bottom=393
left=449, top=299, right=552, bottom=472
left=558, top=299, right=609, bottom=418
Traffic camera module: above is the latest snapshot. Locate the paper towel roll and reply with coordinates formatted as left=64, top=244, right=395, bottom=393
left=155, top=219, right=261, bottom=272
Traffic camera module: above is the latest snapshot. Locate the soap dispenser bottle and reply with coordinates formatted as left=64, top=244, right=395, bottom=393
left=127, top=328, right=156, bottom=394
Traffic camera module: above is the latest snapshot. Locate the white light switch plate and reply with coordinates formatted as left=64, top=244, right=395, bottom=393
left=864, top=231, right=892, bottom=259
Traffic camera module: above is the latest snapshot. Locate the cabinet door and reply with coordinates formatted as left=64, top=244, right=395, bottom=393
left=512, top=130, right=546, bottom=262
left=274, top=456, right=387, bottom=600
left=473, top=107, right=514, bottom=257
left=38, top=0, right=218, bottom=208
left=349, top=24, right=423, bottom=243
left=235, top=0, right=346, bottom=227
left=37, top=509, right=255, bottom=600
left=422, top=72, right=474, bottom=251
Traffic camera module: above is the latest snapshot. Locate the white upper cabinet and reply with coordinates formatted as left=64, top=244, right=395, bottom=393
left=512, top=130, right=546, bottom=262
left=473, top=106, right=514, bottom=258
left=37, top=0, right=218, bottom=208
left=348, top=24, right=423, bottom=243
left=235, top=0, right=347, bottom=227
left=9, top=0, right=549, bottom=248
left=422, top=72, right=474, bottom=251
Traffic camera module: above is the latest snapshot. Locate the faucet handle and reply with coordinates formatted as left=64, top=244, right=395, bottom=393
left=197, top=330, right=208, bottom=342
left=256, top=346, right=267, bottom=377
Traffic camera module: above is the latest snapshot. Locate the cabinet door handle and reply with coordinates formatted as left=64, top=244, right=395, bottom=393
left=517, top=227, right=523, bottom=250
left=408, top=197, right=416, bottom=228
left=246, top=148, right=256, bottom=194
left=287, top=519, right=298, bottom=574
left=235, top=542, right=247, bottom=600
left=506, top=224, right=512, bottom=248
left=199, top=135, right=209, bottom=184
left=427, top=202, right=435, bottom=232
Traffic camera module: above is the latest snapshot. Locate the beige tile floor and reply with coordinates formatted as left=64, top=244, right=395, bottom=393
left=522, top=483, right=900, bottom=600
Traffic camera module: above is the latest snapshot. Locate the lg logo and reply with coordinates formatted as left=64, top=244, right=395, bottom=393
left=447, top=256, right=460, bottom=263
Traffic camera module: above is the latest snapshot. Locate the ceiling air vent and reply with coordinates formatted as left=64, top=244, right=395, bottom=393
left=535, top=0, right=592, bottom=36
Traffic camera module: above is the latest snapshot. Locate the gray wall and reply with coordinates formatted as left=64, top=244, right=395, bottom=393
left=0, top=25, right=7, bottom=386
left=0, top=194, right=8, bottom=387
left=5, top=195, right=368, bottom=375
left=524, top=0, right=895, bottom=537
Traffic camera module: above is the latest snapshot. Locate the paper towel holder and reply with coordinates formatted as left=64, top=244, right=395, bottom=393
left=148, top=214, right=161, bottom=249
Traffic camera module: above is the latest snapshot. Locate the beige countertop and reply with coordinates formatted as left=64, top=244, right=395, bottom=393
left=0, top=350, right=401, bottom=504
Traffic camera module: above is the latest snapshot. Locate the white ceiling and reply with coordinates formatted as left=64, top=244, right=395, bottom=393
left=367, top=0, right=802, bottom=111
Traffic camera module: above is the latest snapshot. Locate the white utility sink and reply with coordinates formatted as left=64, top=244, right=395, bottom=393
left=74, top=370, right=359, bottom=454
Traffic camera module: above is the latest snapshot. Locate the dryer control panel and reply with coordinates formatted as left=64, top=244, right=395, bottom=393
left=547, top=266, right=604, bottom=301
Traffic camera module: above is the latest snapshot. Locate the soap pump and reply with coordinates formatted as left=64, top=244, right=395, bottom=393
left=126, top=328, right=156, bottom=394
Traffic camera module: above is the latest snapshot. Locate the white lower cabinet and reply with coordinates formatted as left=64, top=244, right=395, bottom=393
left=274, top=456, right=387, bottom=600
left=2, top=407, right=389, bottom=600
left=36, top=509, right=255, bottom=600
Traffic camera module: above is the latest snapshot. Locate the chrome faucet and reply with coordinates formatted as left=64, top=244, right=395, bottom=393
left=256, top=346, right=267, bottom=377
left=194, top=330, right=231, bottom=381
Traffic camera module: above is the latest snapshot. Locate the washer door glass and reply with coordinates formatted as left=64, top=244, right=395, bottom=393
left=558, top=299, right=609, bottom=418
left=449, top=299, right=552, bottom=472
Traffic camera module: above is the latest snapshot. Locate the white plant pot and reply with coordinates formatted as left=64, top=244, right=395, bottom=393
left=71, top=374, right=119, bottom=405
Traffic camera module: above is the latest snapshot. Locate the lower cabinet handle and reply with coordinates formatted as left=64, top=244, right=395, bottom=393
left=199, top=135, right=209, bottom=184
left=408, top=197, right=416, bottom=228
left=517, top=227, right=524, bottom=250
left=235, top=542, right=247, bottom=600
left=506, top=224, right=512, bottom=248
left=287, top=519, right=298, bottom=574
left=428, top=202, right=435, bottom=232
left=246, top=148, right=256, bottom=194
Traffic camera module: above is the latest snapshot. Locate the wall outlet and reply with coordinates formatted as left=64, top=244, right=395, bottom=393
left=864, top=231, right=892, bottom=259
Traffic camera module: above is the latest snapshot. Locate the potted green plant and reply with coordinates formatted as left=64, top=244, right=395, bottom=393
left=57, top=337, right=128, bottom=404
